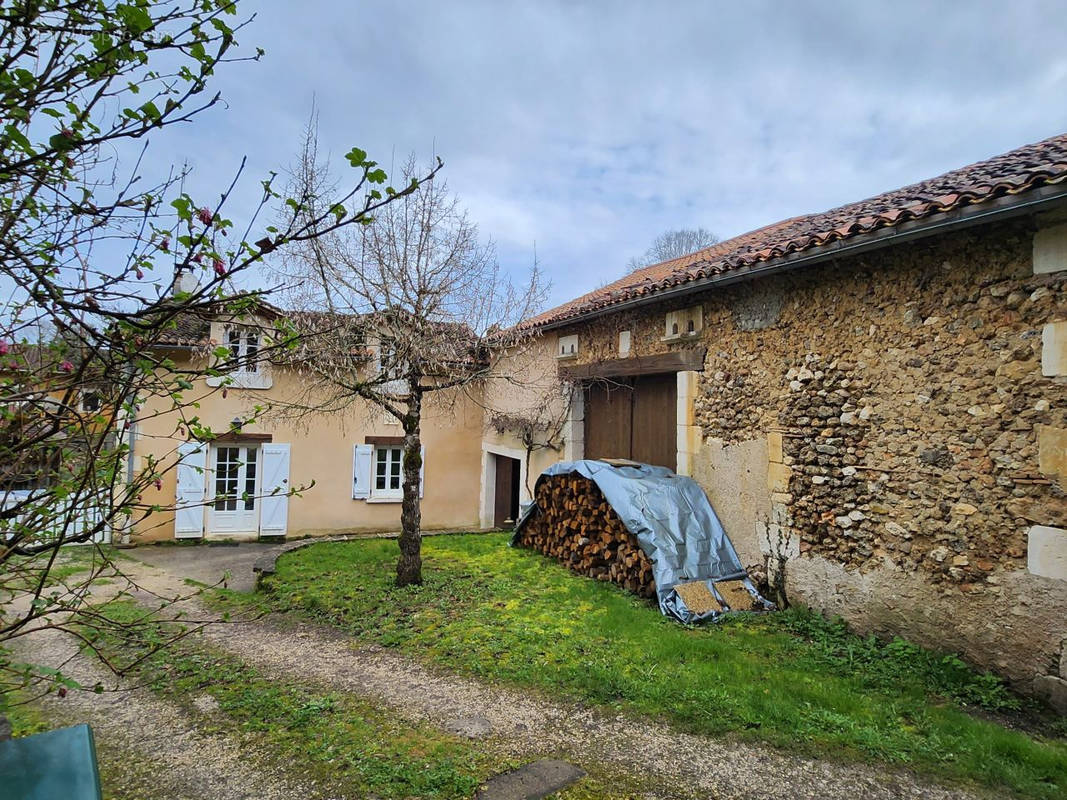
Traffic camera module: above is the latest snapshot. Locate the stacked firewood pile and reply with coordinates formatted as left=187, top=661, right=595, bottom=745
left=516, top=474, right=656, bottom=598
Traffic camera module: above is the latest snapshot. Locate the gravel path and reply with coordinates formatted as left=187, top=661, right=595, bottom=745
left=119, top=556, right=986, bottom=800
left=12, top=626, right=326, bottom=800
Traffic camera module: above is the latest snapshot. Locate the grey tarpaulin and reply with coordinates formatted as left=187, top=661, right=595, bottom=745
left=512, top=459, right=773, bottom=624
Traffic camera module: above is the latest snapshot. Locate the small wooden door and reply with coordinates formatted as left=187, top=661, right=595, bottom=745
left=493, top=455, right=520, bottom=528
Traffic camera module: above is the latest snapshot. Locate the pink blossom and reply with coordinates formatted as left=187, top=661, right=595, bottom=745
left=60, top=360, right=73, bottom=372
left=197, top=207, right=213, bottom=226
left=191, top=252, right=203, bottom=264
left=0, top=342, right=8, bottom=356
left=160, top=237, right=169, bottom=252
left=136, top=268, right=144, bottom=280
left=154, top=478, right=162, bottom=491
left=213, top=258, right=226, bottom=276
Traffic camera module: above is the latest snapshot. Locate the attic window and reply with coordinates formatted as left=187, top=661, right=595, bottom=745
left=80, top=391, right=101, bottom=413
left=378, top=337, right=407, bottom=381
left=208, top=322, right=272, bottom=390
left=227, top=327, right=259, bottom=374
left=672, top=322, right=679, bottom=336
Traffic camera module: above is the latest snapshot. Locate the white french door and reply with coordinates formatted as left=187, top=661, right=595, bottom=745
left=207, top=445, right=260, bottom=534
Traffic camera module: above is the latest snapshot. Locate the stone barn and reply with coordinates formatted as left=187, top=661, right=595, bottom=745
left=487, top=131, right=1067, bottom=707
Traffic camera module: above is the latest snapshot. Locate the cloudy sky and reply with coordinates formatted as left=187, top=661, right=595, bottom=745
left=152, top=0, right=1067, bottom=309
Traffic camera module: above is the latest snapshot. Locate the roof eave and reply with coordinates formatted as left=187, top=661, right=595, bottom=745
left=536, top=183, right=1067, bottom=332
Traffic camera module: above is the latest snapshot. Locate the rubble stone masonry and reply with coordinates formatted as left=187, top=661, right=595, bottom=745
left=556, top=220, right=1067, bottom=704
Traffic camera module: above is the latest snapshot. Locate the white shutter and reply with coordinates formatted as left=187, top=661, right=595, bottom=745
left=175, top=442, right=206, bottom=538
left=352, top=444, right=373, bottom=499
left=259, top=443, right=290, bottom=536
left=419, top=445, right=425, bottom=498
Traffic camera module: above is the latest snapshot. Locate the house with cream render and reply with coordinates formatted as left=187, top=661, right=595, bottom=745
left=128, top=302, right=485, bottom=543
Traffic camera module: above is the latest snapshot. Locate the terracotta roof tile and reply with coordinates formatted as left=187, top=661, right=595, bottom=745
left=524, top=131, right=1067, bottom=329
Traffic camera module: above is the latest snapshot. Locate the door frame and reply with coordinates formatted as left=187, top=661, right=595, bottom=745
left=479, top=443, right=529, bottom=530
left=492, top=453, right=521, bottom=528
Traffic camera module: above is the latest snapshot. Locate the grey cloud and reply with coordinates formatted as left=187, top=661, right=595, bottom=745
left=136, top=0, right=1067, bottom=305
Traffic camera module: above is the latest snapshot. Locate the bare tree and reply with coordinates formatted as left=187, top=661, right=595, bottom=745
left=274, top=129, right=545, bottom=586
left=626, top=227, right=719, bottom=272
left=0, top=0, right=434, bottom=699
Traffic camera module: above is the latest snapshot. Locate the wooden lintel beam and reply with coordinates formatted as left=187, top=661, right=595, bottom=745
left=558, top=348, right=706, bottom=380
left=365, top=435, right=405, bottom=446
left=214, top=432, right=273, bottom=443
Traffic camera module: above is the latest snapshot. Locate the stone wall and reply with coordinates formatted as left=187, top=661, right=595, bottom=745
left=555, top=220, right=1067, bottom=702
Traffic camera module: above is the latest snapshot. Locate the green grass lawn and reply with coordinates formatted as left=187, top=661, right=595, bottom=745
left=245, top=534, right=1067, bottom=800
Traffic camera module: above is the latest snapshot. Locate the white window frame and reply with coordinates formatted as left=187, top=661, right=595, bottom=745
left=207, top=323, right=272, bottom=389
left=377, top=337, right=402, bottom=382
left=370, top=444, right=404, bottom=500
left=227, top=326, right=260, bottom=375
left=365, top=443, right=425, bottom=503
left=78, top=389, right=102, bottom=414
left=375, top=336, right=408, bottom=396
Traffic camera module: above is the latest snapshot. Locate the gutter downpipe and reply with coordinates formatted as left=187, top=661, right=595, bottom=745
left=538, top=183, right=1067, bottom=332
left=120, top=362, right=137, bottom=545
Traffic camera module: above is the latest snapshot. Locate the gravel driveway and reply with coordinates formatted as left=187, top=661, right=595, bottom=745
left=126, top=541, right=281, bottom=593
left=14, top=544, right=991, bottom=800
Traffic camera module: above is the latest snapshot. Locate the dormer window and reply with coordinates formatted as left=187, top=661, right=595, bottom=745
left=227, top=327, right=259, bottom=374
left=79, top=391, right=102, bottom=413
left=207, top=320, right=272, bottom=390
left=378, top=336, right=405, bottom=381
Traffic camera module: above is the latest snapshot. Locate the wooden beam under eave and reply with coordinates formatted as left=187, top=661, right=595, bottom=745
left=558, top=348, right=706, bottom=380
left=214, top=433, right=273, bottom=443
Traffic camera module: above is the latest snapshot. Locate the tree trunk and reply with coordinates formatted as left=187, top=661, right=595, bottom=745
left=396, top=389, right=423, bottom=587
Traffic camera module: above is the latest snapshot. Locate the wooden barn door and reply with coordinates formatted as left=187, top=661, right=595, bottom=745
left=584, top=379, right=634, bottom=462
left=583, top=373, right=677, bottom=469
left=631, top=373, right=677, bottom=468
